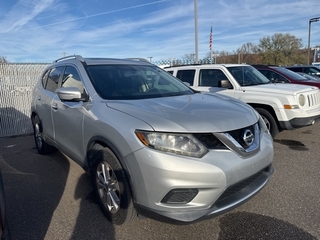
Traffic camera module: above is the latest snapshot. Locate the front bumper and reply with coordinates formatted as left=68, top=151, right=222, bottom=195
left=279, top=114, right=320, bottom=130
left=135, top=164, right=273, bottom=224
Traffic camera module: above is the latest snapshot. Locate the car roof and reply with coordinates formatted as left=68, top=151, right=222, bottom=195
left=51, top=55, right=151, bottom=66
left=284, top=65, right=316, bottom=68
left=165, top=64, right=250, bottom=69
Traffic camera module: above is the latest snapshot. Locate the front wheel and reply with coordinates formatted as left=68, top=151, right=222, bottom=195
left=255, top=108, right=279, bottom=138
left=92, top=148, right=136, bottom=225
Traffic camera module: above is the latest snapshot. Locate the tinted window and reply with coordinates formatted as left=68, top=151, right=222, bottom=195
left=199, top=69, right=228, bottom=87
left=176, top=70, right=195, bottom=85
left=62, top=66, right=85, bottom=95
left=227, top=66, right=270, bottom=86
left=275, top=67, right=306, bottom=81
left=45, top=67, right=64, bottom=92
left=259, top=70, right=289, bottom=83
left=41, top=70, right=50, bottom=88
left=287, top=67, right=302, bottom=72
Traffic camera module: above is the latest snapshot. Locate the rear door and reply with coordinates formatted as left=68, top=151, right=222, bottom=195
left=35, top=67, right=64, bottom=141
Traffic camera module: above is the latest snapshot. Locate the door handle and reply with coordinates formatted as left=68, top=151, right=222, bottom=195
left=52, top=103, right=58, bottom=110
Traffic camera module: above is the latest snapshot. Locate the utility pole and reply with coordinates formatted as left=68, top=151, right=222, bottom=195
left=307, top=17, right=320, bottom=64
left=194, top=0, right=198, bottom=63
left=148, top=57, right=153, bottom=63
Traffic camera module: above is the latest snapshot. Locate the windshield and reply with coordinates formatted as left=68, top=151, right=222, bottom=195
left=86, top=64, right=194, bottom=100
left=275, top=67, right=309, bottom=81
left=227, top=66, right=270, bottom=86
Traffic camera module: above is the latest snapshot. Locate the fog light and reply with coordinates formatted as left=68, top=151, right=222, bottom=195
left=161, top=189, right=198, bottom=204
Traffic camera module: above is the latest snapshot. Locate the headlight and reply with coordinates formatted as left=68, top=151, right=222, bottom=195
left=258, top=115, right=268, bottom=133
left=135, top=130, right=208, bottom=158
left=298, top=94, right=306, bottom=106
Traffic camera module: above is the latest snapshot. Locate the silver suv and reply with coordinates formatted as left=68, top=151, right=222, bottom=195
left=30, top=55, right=274, bottom=225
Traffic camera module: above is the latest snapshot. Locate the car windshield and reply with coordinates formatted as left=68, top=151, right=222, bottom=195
left=275, top=67, right=310, bottom=81
left=86, top=64, right=194, bottom=100
left=227, top=66, right=270, bottom=86
left=296, top=72, right=318, bottom=80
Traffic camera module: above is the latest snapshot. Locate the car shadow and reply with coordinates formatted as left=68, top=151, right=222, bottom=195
left=0, top=138, right=70, bottom=240
left=218, top=211, right=317, bottom=240
left=0, top=134, right=117, bottom=240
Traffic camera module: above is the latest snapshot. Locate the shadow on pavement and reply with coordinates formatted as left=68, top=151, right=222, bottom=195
left=0, top=137, right=70, bottom=240
left=218, top=211, right=317, bottom=240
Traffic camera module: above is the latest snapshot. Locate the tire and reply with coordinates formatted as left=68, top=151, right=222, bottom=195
left=92, top=148, right=136, bottom=225
left=32, top=115, right=56, bottom=155
left=255, top=108, right=279, bottom=138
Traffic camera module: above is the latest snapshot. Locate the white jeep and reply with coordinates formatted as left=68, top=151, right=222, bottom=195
left=165, top=64, right=320, bottom=137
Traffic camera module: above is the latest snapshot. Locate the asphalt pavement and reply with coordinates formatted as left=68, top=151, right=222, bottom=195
left=0, top=123, right=319, bottom=240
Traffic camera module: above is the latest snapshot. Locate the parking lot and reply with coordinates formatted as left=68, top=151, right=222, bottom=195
left=0, top=123, right=319, bottom=240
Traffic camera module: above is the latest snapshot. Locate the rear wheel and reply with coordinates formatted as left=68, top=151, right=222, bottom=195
left=92, top=147, right=136, bottom=225
left=255, top=108, right=279, bottom=138
left=32, top=115, right=56, bottom=154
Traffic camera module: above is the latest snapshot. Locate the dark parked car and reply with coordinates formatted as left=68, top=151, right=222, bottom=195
left=284, top=65, right=320, bottom=79
left=252, top=65, right=320, bottom=88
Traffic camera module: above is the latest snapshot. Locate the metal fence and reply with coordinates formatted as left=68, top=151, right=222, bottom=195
left=0, top=63, right=48, bottom=137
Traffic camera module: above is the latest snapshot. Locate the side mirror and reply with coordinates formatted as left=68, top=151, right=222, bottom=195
left=219, top=80, right=233, bottom=89
left=57, top=87, right=86, bottom=102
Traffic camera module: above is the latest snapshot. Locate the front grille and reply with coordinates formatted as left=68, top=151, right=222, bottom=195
left=193, top=124, right=257, bottom=150
left=307, top=92, right=320, bottom=107
left=214, top=165, right=271, bottom=206
left=193, top=133, right=227, bottom=149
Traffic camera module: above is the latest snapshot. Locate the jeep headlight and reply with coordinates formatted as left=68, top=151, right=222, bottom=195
left=135, top=130, right=208, bottom=158
left=298, top=94, right=306, bottom=106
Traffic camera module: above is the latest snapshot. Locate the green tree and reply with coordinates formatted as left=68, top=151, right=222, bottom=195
left=258, top=33, right=303, bottom=65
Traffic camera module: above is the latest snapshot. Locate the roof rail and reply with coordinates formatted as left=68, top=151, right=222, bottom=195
left=125, top=58, right=150, bottom=63
left=53, top=55, right=85, bottom=63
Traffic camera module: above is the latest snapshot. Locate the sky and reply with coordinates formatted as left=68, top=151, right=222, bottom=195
left=0, top=0, right=320, bottom=63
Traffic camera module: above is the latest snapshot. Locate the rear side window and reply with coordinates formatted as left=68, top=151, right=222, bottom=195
left=45, top=67, right=64, bottom=92
left=41, top=70, right=50, bottom=87
left=176, top=70, right=195, bottom=85
left=288, top=67, right=302, bottom=72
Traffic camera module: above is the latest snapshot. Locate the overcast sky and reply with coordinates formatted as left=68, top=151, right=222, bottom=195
left=0, top=0, right=320, bottom=63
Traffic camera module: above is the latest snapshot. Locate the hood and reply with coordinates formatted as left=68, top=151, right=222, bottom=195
left=242, top=83, right=318, bottom=95
left=106, top=93, right=258, bottom=132
left=293, top=80, right=320, bottom=88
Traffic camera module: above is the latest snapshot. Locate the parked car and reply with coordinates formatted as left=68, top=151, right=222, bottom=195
left=312, top=62, right=320, bottom=67
left=30, top=55, right=274, bottom=225
left=252, top=65, right=320, bottom=88
left=165, top=64, right=320, bottom=138
left=284, top=65, right=320, bottom=79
